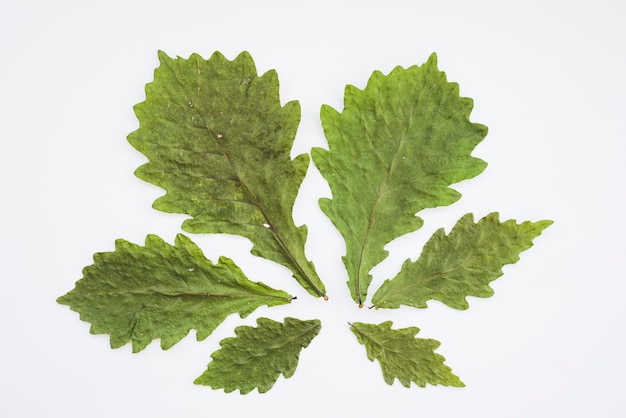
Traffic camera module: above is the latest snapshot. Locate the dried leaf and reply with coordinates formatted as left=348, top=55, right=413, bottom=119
left=313, top=53, right=487, bottom=305
left=350, top=321, right=463, bottom=388
left=57, top=234, right=293, bottom=352
left=195, top=317, right=321, bottom=394
left=372, top=213, right=553, bottom=310
left=128, top=51, right=326, bottom=298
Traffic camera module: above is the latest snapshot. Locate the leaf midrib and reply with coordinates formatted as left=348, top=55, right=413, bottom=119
left=354, top=100, right=414, bottom=307
left=91, top=289, right=293, bottom=301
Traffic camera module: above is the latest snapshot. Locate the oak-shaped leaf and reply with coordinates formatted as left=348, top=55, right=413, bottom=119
left=57, top=234, right=293, bottom=353
left=350, top=321, right=464, bottom=388
left=372, top=212, right=553, bottom=310
left=194, top=317, right=321, bottom=394
left=312, top=53, right=487, bottom=306
left=127, top=51, right=326, bottom=298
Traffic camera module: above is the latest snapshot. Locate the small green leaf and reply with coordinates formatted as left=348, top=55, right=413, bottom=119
left=350, top=321, right=464, bottom=388
left=57, top=234, right=293, bottom=353
left=313, top=53, right=487, bottom=305
left=127, top=51, right=326, bottom=298
left=194, top=317, right=321, bottom=394
left=372, top=212, right=553, bottom=310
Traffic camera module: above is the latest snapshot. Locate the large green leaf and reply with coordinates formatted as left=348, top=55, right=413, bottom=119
left=350, top=321, right=464, bottom=388
left=127, top=51, right=326, bottom=298
left=312, top=53, right=487, bottom=305
left=372, top=212, right=553, bottom=310
left=194, top=317, right=321, bottom=394
left=57, top=234, right=293, bottom=353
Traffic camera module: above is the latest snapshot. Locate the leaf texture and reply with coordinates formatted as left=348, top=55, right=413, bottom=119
left=312, top=53, right=487, bottom=305
left=372, top=212, right=553, bottom=310
left=194, top=317, right=321, bottom=394
left=57, top=234, right=293, bottom=353
left=127, top=51, right=326, bottom=298
left=350, top=321, right=464, bottom=388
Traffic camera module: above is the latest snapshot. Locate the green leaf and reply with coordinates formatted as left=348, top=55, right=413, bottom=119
left=312, top=53, right=487, bottom=305
left=57, top=234, right=293, bottom=353
left=350, top=321, right=464, bottom=388
left=372, top=212, right=553, bottom=310
left=127, top=51, right=326, bottom=299
left=194, top=317, right=321, bottom=394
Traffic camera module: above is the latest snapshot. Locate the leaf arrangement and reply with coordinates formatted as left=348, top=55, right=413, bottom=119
left=58, top=50, right=552, bottom=393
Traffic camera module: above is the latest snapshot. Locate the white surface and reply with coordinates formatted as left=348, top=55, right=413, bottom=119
left=1, top=1, right=625, bottom=417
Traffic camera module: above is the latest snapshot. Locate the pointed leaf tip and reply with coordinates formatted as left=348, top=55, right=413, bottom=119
left=426, top=51, right=438, bottom=66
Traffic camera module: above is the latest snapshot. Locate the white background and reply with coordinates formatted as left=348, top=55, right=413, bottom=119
left=1, top=1, right=625, bottom=417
